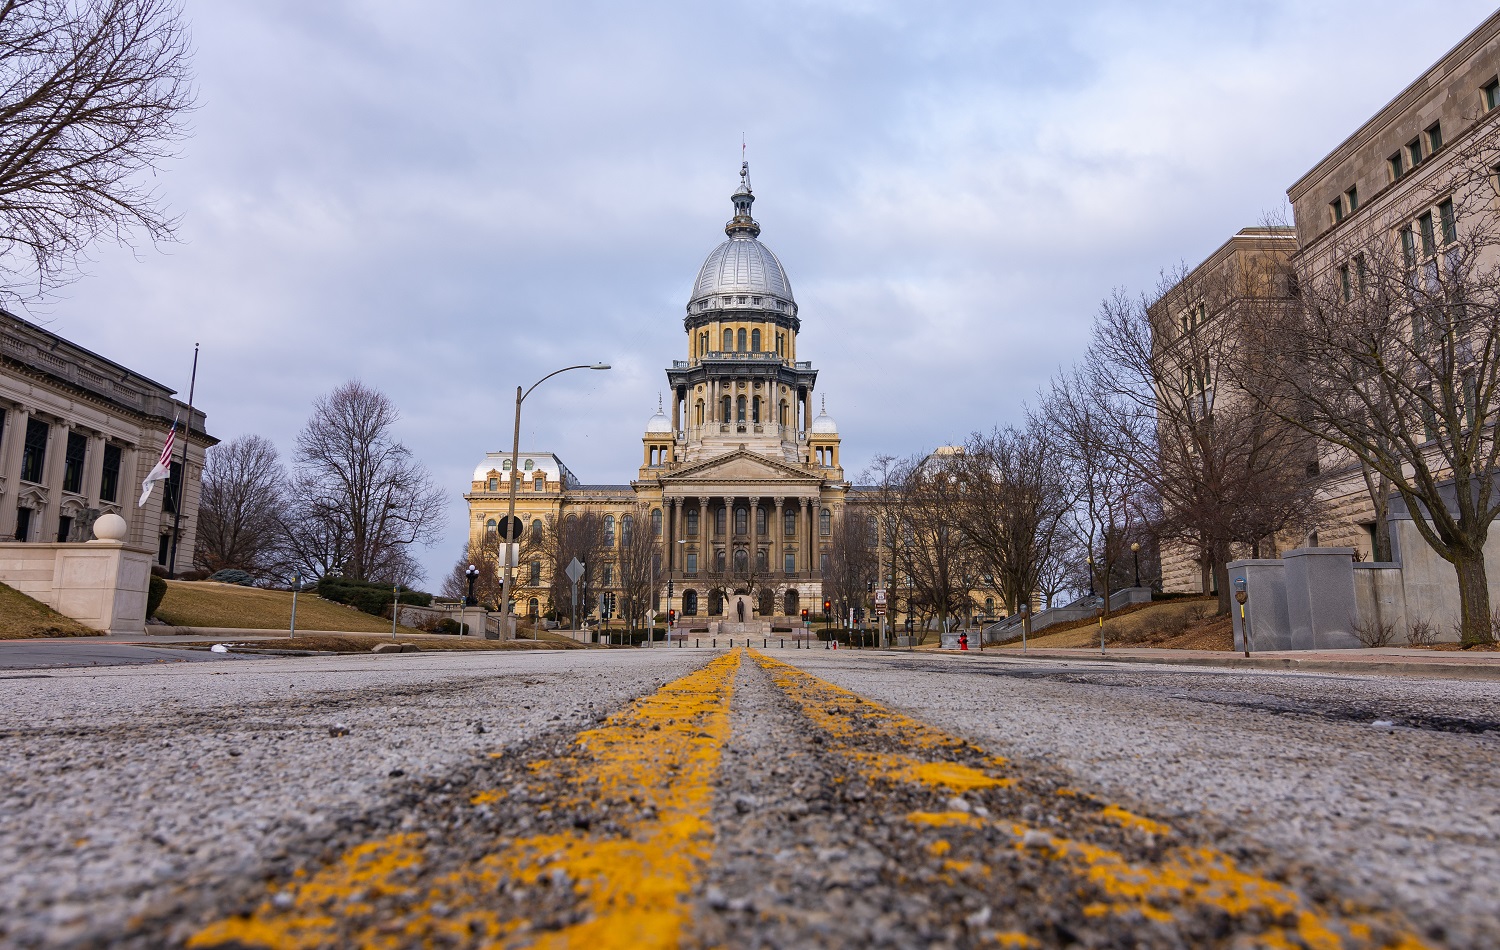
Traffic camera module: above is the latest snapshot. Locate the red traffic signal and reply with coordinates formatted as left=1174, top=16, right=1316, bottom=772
left=823, top=599, right=832, bottom=614
left=668, top=609, right=676, bottom=623
left=800, top=608, right=809, bottom=621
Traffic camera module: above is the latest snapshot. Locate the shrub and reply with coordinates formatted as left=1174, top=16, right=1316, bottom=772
left=147, top=575, right=168, bottom=618
left=1352, top=614, right=1398, bottom=647
left=208, top=568, right=255, bottom=586
left=434, top=618, right=469, bottom=635
left=317, top=576, right=433, bottom=617
left=178, top=570, right=209, bottom=582
left=1406, top=619, right=1437, bottom=647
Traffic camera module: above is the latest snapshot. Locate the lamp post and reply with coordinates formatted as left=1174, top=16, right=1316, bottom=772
left=1086, top=555, right=1095, bottom=597
left=465, top=563, right=479, bottom=637
left=289, top=572, right=302, bottom=639
left=1131, top=542, right=1141, bottom=589
left=498, top=363, right=611, bottom=633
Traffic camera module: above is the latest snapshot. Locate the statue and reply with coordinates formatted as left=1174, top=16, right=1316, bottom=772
left=737, top=599, right=746, bottom=622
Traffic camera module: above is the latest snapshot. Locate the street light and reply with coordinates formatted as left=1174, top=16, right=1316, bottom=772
left=465, top=563, right=479, bottom=638
left=1131, top=542, right=1141, bottom=589
left=1086, top=555, right=1095, bottom=598
left=498, top=363, right=611, bottom=633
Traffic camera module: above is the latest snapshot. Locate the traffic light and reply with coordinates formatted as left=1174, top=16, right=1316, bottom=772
left=823, top=598, right=832, bottom=614
left=668, top=609, right=676, bottom=623
left=801, top=608, right=809, bottom=622
left=667, top=580, right=674, bottom=598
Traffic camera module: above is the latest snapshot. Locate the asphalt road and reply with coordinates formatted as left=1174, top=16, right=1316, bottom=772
left=1, top=646, right=1494, bottom=948
left=0, top=640, right=241, bottom=670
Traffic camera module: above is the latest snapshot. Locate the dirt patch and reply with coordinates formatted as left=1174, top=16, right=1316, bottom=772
left=0, top=582, right=98, bottom=639
left=1009, top=598, right=1231, bottom=651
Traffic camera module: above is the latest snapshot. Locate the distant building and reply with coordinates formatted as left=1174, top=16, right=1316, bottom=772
left=0, top=310, right=213, bottom=567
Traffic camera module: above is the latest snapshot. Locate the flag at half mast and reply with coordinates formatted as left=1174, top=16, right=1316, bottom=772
left=138, top=417, right=178, bottom=508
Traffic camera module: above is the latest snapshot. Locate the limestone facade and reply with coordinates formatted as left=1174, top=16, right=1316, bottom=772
left=0, top=309, right=214, bottom=568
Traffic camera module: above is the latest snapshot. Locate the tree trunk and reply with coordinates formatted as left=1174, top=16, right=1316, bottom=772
left=1453, top=550, right=1495, bottom=646
left=1212, top=543, right=1231, bottom=616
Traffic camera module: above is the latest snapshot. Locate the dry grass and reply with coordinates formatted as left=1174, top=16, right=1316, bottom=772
left=0, top=582, right=98, bottom=639
left=1003, top=597, right=1234, bottom=651
left=215, top=632, right=581, bottom=653
left=156, top=580, right=425, bottom=633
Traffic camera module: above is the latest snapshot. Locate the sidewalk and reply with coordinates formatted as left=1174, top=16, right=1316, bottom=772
left=970, top=646, right=1500, bottom=680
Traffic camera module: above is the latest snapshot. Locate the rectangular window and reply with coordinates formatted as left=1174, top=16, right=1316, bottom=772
left=820, top=553, right=830, bottom=574
left=163, top=460, right=183, bottom=514
left=1412, top=311, right=1426, bottom=351
left=1439, top=199, right=1456, bottom=244
left=1355, top=254, right=1367, bottom=293
left=1486, top=78, right=1499, bottom=111
left=784, top=552, right=796, bottom=574
left=784, top=510, right=796, bottom=537
left=686, top=509, right=698, bottom=536
left=62, top=432, right=87, bottom=494
left=686, top=553, right=698, bottom=575
left=1339, top=263, right=1352, bottom=302
left=1329, top=197, right=1344, bottom=224
left=158, top=531, right=171, bottom=566
left=1388, top=152, right=1404, bottom=182
left=14, top=506, right=32, bottom=542
left=20, top=418, right=47, bottom=483
left=1399, top=226, right=1416, bottom=267
left=602, top=565, right=613, bottom=587
left=1346, top=185, right=1359, bottom=212
left=1419, top=211, right=1436, bottom=256
left=1420, top=395, right=1437, bottom=443
left=529, top=561, right=541, bottom=584
left=1464, top=374, right=1479, bottom=430
left=1407, top=138, right=1423, bottom=169
left=99, top=441, right=119, bottom=504
left=1426, top=122, right=1443, bottom=153
left=56, top=515, right=72, bottom=543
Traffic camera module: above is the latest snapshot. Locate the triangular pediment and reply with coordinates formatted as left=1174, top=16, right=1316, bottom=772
left=665, top=448, right=820, bottom=485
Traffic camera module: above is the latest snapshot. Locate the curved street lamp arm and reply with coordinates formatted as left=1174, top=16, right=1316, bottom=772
left=521, top=363, right=610, bottom=404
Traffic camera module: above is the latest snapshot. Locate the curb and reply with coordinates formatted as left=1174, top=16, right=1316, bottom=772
left=981, top=650, right=1500, bottom=681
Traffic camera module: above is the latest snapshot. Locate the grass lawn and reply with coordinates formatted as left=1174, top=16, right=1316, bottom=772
left=0, top=582, right=98, bottom=639
left=156, top=580, right=427, bottom=633
left=998, top=597, right=1234, bottom=651
left=215, top=632, right=582, bottom=652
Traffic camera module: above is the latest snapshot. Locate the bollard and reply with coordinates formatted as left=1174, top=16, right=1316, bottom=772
left=695, top=639, right=699, bottom=648
left=780, top=638, right=784, bottom=648
left=712, top=638, right=716, bottom=649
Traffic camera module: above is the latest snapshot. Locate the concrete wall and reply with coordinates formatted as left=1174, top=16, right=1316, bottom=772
left=0, top=540, right=153, bottom=633
left=1353, top=564, right=1408, bottom=644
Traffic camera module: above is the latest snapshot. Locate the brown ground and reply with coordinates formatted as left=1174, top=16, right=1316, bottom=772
left=999, top=597, right=1235, bottom=651
left=210, top=632, right=582, bottom=653
left=0, top=582, right=98, bottom=639
left=156, top=581, right=427, bottom=633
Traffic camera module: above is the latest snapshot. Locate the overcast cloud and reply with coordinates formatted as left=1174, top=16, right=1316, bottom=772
left=15, top=0, right=1497, bottom=584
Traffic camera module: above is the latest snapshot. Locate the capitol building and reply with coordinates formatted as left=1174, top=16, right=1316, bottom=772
left=464, top=164, right=850, bottom=625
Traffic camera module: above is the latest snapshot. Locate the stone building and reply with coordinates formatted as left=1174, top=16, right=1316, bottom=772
left=1157, top=10, right=1500, bottom=594
left=0, top=310, right=213, bottom=568
left=464, top=164, right=849, bottom=626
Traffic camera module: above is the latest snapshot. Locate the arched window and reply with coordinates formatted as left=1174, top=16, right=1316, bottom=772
left=751, top=328, right=761, bottom=351
left=502, top=459, right=512, bottom=470
left=486, top=519, right=497, bottom=534
left=715, top=506, right=726, bottom=535
left=487, top=478, right=497, bottom=491
left=784, top=509, right=797, bottom=537
left=621, top=515, right=633, bottom=544
left=751, top=397, right=761, bottom=423
left=735, top=507, right=748, bottom=535
left=733, top=548, right=748, bottom=572
left=985, top=597, right=995, bottom=615
left=604, top=515, right=616, bottom=545
left=683, top=589, right=698, bottom=615
left=779, top=402, right=788, bottom=426
left=721, top=396, right=731, bottom=420
left=531, top=518, right=543, bottom=538
left=736, top=395, right=746, bottom=422
left=737, top=328, right=747, bottom=351
left=686, top=508, right=699, bottom=536
left=652, top=508, right=662, bottom=537
left=708, top=590, right=722, bottom=615
left=696, top=400, right=704, bottom=425
left=524, top=459, right=534, bottom=471
left=756, top=507, right=766, bottom=535
left=820, top=508, right=832, bottom=536
left=757, top=548, right=769, bottom=571
left=784, top=589, right=799, bottom=615
left=714, top=549, right=725, bottom=572
left=723, top=328, right=733, bottom=350
left=528, top=598, right=539, bottom=617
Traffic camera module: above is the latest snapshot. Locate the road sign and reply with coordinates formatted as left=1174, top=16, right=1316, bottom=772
left=495, top=515, right=525, bottom=542
left=498, top=543, right=519, bottom=568
left=874, top=588, right=887, bottom=606
left=565, top=558, right=586, bottom=584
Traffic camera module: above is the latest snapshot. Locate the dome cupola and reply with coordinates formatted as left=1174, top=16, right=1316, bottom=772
left=687, top=162, right=797, bottom=319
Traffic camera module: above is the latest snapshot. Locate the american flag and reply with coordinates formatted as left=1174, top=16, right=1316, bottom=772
left=138, top=417, right=179, bottom=508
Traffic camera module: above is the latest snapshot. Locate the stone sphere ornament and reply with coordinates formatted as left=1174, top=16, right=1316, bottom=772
left=91, top=513, right=128, bottom=542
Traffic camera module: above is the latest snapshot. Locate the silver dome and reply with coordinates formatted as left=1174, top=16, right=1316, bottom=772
left=811, top=404, right=838, bottom=435
left=692, top=236, right=794, bottom=303
left=645, top=408, right=672, bottom=434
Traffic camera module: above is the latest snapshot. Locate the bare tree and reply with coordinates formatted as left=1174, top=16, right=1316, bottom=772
left=1244, top=139, right=1500, bottom=644
left=538, top=512, right=607, bottom=627
left=823, top=507, right=877, bottom=626
left=282, top=381, right=445, bottom=585
left=194, top=434, right=285, bottom=578
left=953, top=423, right=1071, bottom=617
left=0, top=0, right=193, bottom=296
left=615, top=505, right=659, bottom=633
left=440, top=532, right=504, bottom=607
left=898, top=450, right=978, bottom=638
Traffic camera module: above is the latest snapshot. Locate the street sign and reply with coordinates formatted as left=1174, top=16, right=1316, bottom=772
left=874, top=588, right=887, bottom=606
left=495, top=515, right=525, bottom=542
left=565, top=558, right=586, bottom=584
left=499, top=543, right=519, bottom=568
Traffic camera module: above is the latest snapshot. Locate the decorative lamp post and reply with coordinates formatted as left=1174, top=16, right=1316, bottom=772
left=498, top=363, right=612, bottom=633
left=1086, top=555, right=1095, bottom=598
left=465, top=563, right=479, bottom=637
left=1131, top=542, right=1141, bottom=589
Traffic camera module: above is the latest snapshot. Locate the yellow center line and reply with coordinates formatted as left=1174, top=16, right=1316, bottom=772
left=754, top=651, right=1428, bottom=950
left=190, top=650, right=743, bottom=949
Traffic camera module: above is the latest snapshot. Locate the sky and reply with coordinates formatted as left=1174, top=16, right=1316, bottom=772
left=15, top=0, right=1498, bottom=586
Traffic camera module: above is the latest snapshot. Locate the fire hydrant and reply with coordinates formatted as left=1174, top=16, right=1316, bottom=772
left=958, top=632, right=969, bottom=651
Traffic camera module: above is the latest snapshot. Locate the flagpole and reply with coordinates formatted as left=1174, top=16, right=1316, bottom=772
left=167, top=343, right=199, bottom=575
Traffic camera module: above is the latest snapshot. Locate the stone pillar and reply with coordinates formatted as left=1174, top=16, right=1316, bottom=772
left=773, top=498, right=784, bottom=578
left=39, top=419, right=69, bottom=542
left=696, top=496, right=709, bottom=572
left=803, top=498, right=814, bottom=577
left=84, top=432, right=106, bottom=508
left=722, top=496, right=733, bottom=541
left=0, top=406, right=29, bottom=539
left=748, top=496, right=760, bottom=539
left=120, top=443, right=144, bottom=547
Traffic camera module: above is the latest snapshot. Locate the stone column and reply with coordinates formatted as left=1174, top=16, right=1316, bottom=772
left=120, top=443, right=143, bottom=546
left=696, top=496, right=709, bottom=574
left=0, top=406, right=29, bottom=538
left=84, top=432, right=106, bottom=508
left=773, top=498, right=784, bottom=578
left=723, top=496, right=733, bottom=541
left=39, top=419, right=70, bottom=542
left=804, top=498, right=814, bottom=577
left=748, top=496, right=760, bottom=540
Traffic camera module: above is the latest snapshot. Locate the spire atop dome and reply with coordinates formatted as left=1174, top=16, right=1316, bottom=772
left=726, top=161, right=760, bottom=239
left=645, top=394, right=671, bottom=433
